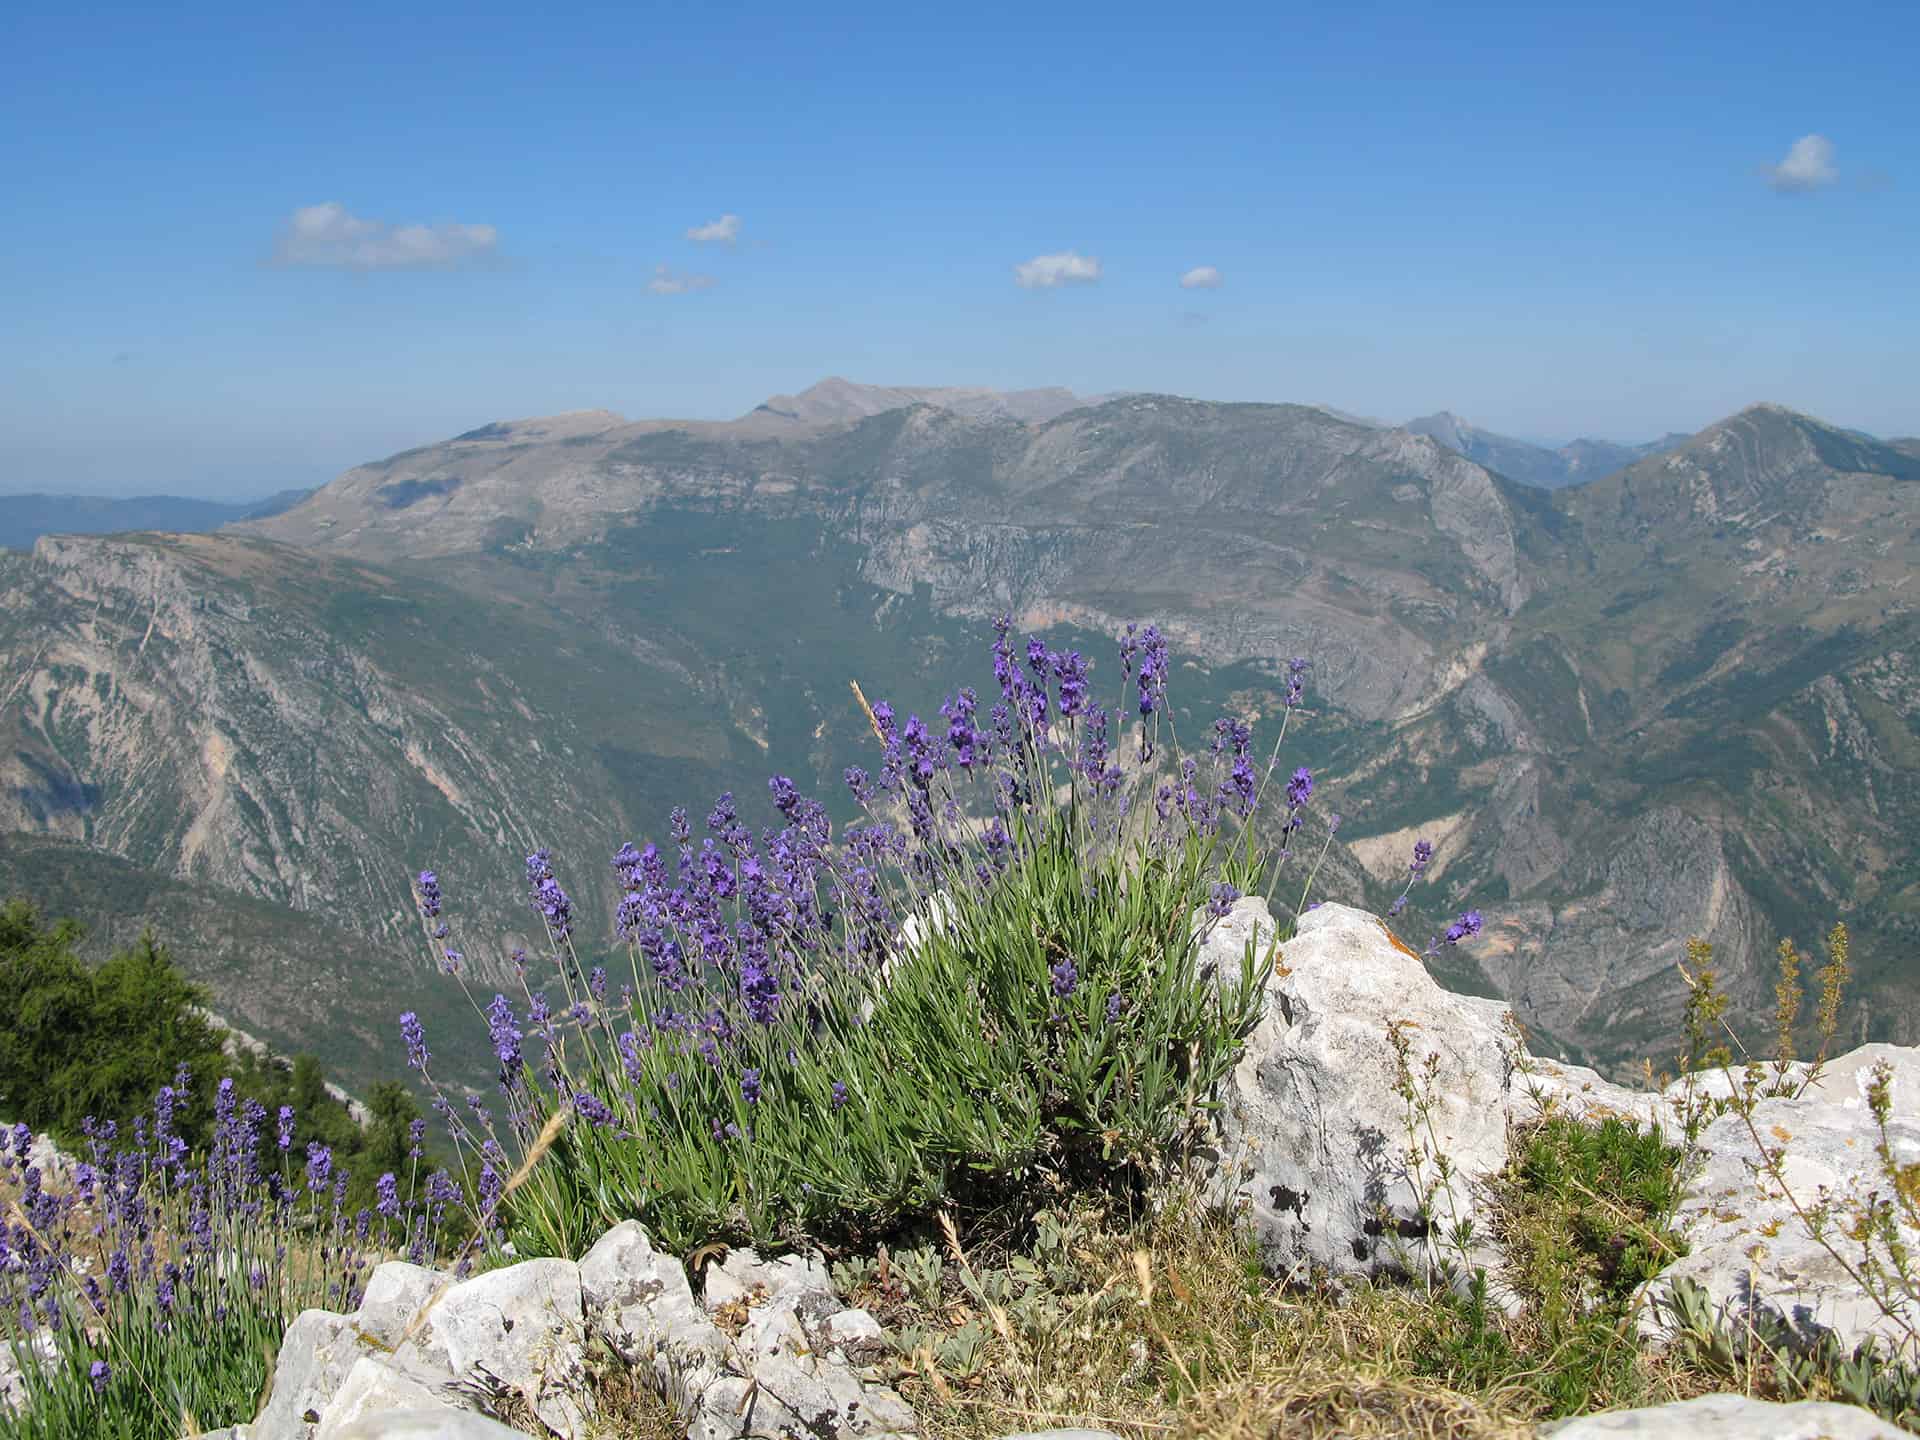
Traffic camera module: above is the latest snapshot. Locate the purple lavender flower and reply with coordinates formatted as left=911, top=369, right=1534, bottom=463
left=1411, top=839, right=1434, bottom=872
left=1285, top=766, right=1314, bottom=810
left=89, top=1360, right=110, bottom=1395
left=901, top=713, right=938, bottom=788
left=739, top=943, right=779, bottom=1025
left=1105, top=993, right=1125, bottom=1023
left=831, top=1080, right=848, bottom=1110
left=573, top=1090, right=615, bottom=1127
left=400, top=1012, right=429, bottom=1071
left=527, top=850, right=574, bottom=943
left=982, top=817, right=1011, bottom=870
left=487, top=994, right=524, bottom=1085
left=1444, top=910, right=1484, bottom=945
left=1054, top=650, right=1091, bottom=718
left=476, top=1155, right=505, bottom=1219
left=740, top=1068, right=762, bottom=1105
left=407, top=1118, right=425, bottom=1160
left=305, top=1142, right=333, bottom=1193
left=1050, top=957, right=1079, bottom=999
left=993, top=616, right=1019, bottom=695
left=845, top=765, right=875, bottom=805
left=768, top=774, right=803, bottom=822
left=1284, top=656, right=1309, bottom=709
left=375, top=1171, right=400, bottom=1218
left=416, top=870, right=442, bottom=920
left=941, top=689, right=982, bottom=769
left=1208, top=881, right=1241, bottom=918
left=1135, top=625, right=1169, bottom=716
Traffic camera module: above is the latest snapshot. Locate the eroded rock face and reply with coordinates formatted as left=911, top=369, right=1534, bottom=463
left=327, top=1410, right=536, bottom=1440
left=1647, top=1045, right=1920, bottom=1360
left=687, top=1246, right=918, bottom=1440
left=256, top=1309, right=361, bottom=1440
left=313, top=1357, right=473, bottom=1440
left=0, top=1331, right=57, bottom=1417
left=1201, top=897, right=1519, bottom=1284
left=1198, top=892, right=1920, bottom=1367
left=428, top=1259, right=591, bottom=1440
left=237, top=1221, right=919, bottom=1440
left=1539, top=1391, right=1906, bottom=1438
left=577, top=1221, right=729, bottom=1412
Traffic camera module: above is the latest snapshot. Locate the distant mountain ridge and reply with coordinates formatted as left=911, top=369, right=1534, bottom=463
left=752, top=377, right=1094, bottom=426
left=0, top=488, right=312, bottom=550
left=1403, top=411, right=1690, bottom=489
left=3, top=383, right=1917, bottom=1086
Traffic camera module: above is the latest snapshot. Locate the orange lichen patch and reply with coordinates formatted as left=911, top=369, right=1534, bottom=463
left=1377, top=923, right=1424, bottom=962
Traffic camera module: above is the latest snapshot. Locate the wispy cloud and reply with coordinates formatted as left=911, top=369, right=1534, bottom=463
left=272, top=202, right=499, bottom=269
left=686, top=213, right=741, bottom=244
left=1014, top=251, right=1102, bottom=289
left=1764, top=134, right=1838, bottom=192
left=648, top=264, right=716, bottom=296
left=1178, top=265, right=1223, bottom=290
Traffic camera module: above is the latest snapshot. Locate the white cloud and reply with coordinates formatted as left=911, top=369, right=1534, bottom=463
left=648, top=264, right=716, bottom=296
left=273, top=202, right=499, bottom=269
left=686, top=213, right=741, bottom=244
left=1179, top=265, right=1223, bottom=289
left=1014, top=250, right=1102, bottom=289
left=1765, top=134, right=1838, bottom=192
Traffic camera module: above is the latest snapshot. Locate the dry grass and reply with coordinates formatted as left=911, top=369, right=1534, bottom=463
left=1175, top=1373, right=1532, bottom=1440
left=840, top=1184, right=1713, bottom=1440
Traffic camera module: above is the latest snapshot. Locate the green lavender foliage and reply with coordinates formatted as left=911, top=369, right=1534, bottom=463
left=419, top=624, right=1310, bottom=1260
left=510, top=809, right=1269, bottom=1258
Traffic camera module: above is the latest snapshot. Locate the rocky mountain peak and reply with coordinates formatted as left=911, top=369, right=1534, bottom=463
left=750, top=378, right=1086, bottom=426
left=449, top=410, right=628, bottom=445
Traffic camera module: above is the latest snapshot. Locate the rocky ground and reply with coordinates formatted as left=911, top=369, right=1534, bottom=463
left=11, top=899, right=1908, bottom=1440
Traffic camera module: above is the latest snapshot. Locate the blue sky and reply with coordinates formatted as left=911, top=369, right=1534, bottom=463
left=3, top=0, right=1914, bottom=498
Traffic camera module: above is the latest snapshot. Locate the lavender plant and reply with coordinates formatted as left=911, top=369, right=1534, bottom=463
left=0, top=1074, right=459, bottom=1439
left=410, top=620, right=1357, bottom=1259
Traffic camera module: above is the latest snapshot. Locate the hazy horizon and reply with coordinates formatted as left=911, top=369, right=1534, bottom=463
left=1, top=380, right=1900, bottom=503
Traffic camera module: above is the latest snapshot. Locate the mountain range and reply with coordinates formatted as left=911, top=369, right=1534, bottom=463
left=0, top=488, right=311, bottom=551
left=2, top=378, right=1915, bottom=1089
left=1400, top=412, right=1692, bottom=489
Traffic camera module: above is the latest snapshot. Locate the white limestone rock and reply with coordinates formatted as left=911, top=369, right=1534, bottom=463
left=702, top=1246, right=834, bottom=1312
left=1516, top=1054, right=1664, bottom=1128
left=327, top=1409, right=536, bottom=1440
left=0, top=1330, right=58, bottom=1416
left=314, top=1355, right=473, bottom=1440
left=686, top=1243, right=919, bottom=1438
left=1202, top=898, right=1518, bottom=1284
left=1645, top=1044, right=1920, bottom=1360
left=578, top=1220, right=730, bottom=1410
left=428, top=1258, right=592, bottom=1440
left=1540, top=1391, right=1905, bottom=1437
left=256, top=1309, right=360, bottom=1440
left=353, top=1264, right=448, bottom=1349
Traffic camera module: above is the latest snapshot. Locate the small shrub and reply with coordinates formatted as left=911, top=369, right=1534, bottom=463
left=406, top=623, right=1370, bottom=1259
left=0, top=1076, right=462, bottom=1440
